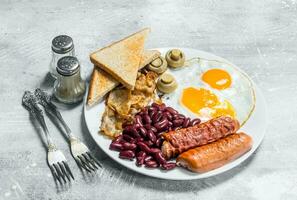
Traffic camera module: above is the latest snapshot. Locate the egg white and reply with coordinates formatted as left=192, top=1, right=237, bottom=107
left=162, top=57, right=255, bottom=125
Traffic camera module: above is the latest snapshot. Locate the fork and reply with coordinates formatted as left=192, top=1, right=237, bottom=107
left=34, top=88, right=102, bottom=173
left=22, top=91, right=74, bottom=184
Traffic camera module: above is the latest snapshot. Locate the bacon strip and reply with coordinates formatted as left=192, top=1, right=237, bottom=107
left=161, top=116, right=240, bottom=159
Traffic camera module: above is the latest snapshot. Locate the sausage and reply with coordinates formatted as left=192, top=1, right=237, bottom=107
left=176, top=133, right=253, bottom=173
left=162, top=116, right=240, bottom=159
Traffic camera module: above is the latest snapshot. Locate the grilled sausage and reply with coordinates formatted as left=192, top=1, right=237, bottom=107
left=161, top=116, right=240, bottom=159
left=176, top=133, right=252, bottom=173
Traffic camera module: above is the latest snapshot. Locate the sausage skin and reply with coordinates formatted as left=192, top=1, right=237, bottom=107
left=176, top=132, right=252, bottom=173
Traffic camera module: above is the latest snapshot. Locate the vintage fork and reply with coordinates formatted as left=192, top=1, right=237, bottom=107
left=34, top=88, right=102, bottom=173
left=22, top=91, right=74, bottom=184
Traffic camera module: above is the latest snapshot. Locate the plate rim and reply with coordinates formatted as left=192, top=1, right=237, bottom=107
left=83, top=47, right=267, bottom=180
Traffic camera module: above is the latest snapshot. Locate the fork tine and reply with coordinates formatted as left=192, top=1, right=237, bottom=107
left=82, top=153, right=98, bottom=169
left=50, top=165, right=62, bottom=184
left=58, top=162, right=70, bottom=181
left=78, top=155, right=95, bottom=172
left=75, top=157, right=92, bottom=173
left=87, top=152, right=102, bottom=168
left=63, top=161, right=74, bottom=180
left=77, top=156, right=95, bottom=171
left=53, top=163, right=66, bottom=183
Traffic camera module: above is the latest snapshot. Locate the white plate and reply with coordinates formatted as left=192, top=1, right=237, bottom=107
left=83, top=48, right=267, bottom=180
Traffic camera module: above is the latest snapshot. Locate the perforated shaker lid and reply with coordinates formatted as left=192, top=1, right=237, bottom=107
left=57, top=56, right=79, bottom=76
left=51, top=35, right=74, bottom=54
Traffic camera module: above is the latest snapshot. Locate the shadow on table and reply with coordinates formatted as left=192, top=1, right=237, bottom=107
left=80, top=109, right=260, bottom=192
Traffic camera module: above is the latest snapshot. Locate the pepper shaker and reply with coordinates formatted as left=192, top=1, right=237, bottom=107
left=53, top=56, right=86, bottom=104
left=49, top=35, right=75, bottom=78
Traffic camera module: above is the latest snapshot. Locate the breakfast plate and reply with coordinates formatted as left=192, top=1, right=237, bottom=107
left=84, top=47, right=267, bottom=180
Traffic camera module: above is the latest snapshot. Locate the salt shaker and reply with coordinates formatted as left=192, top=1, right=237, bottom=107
left=53, top=56, right=86, bottom=104
left=49, top=35, right=75, bottom=78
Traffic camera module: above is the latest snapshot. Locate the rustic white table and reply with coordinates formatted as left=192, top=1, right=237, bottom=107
left=1, top=0, right=296, bottom=199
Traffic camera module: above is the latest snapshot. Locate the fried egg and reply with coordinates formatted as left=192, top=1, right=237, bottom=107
left=162, top=56, right=255, bottom=125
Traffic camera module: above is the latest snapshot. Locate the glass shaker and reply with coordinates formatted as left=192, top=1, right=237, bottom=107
left=49, top=35, right=75, bottom=79
left=53, top=56, right=86, bottom=104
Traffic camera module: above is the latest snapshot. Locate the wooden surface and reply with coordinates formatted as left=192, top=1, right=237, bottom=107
left=1, top=0, right=297, bottom=199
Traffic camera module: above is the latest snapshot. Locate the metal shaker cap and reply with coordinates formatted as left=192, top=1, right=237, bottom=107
left=57, top=56, right=79, bottom=76
left=51, top=35, right=74, bottom=54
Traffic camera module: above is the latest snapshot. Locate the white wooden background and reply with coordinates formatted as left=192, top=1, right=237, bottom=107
left=0, top=0, right=297, bottom=199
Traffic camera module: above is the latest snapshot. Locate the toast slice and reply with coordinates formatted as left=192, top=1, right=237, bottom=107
left=87, top=50, right=160, bottom=107
left=90, top=28, right=150, bottom=90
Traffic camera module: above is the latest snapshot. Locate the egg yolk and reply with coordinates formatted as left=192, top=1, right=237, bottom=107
left=180, top=87, right=236, bottom=119
left=201, top=69, right=232, bottom=90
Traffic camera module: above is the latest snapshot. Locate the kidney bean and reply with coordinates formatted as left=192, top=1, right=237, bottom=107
left=173, top=126, right=181, bottom=131
left=154, top=152, right=167, bottom=164
left=119, top=150, right=135, bottom=160
left=152, top=102, right=161, bottom=109
left=152, top=111, right=162, bottom=124
left=168, top=121, right=173, bottom=127
left=135, top=137, right=144, bottom=143
left=147, top=130, right=157, bottom=143
left=153, top=118, right=169, bottom=132
left=178, top=114, right=185, bottom=119
left=113, top=135, right=124, bottom=143
left=144, top=155, right=153, bottom=162
left=123, top=126, right=138, bottom=137
left=134, top=123, right=141, bottom=130
left=159, top=103, right=166, bottom=111
left=136, top=151, right=146, bottom=166
left=149, top=109, right=157, bottom=118
left=161, top=162, right=176, bottom=170
left=134, top=115, right=143, bottom=126
left=155, top=138, right=163, bottom=147
left=142, top=114, right=152, bottom=125
left=145, top=160, right=159, bottom=168
left=123, top=142, right=137, bottom=150
left=144, top=124, right=157, bottom=133
left=137, top=142, right=151, bottom=153
left=173, top=114, right=180, bottom=120
left=173, top=119, right=184, bottom=127
left=165, top=107, right=178, bottom=115
left=122, top=121, right=131, bottom=129
left=109, top=142, right=123, bottom=151
left=182, top=117, right=191, bottom=128
left=163, top=111, right=173, bottom=121
left=150, top=148, right=161, bottom=154
left=190, top=118, right=201, bottom=126
left=144, top=140, right=154, bottom=147
left=122, top=134, right=134, bottom=142
left=138, top=126, right=147, bottom=137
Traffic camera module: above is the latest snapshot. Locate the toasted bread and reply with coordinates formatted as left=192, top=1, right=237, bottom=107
left=87, top=50, right=160, bottom=107
left=90, top=28, right=150, bottom=90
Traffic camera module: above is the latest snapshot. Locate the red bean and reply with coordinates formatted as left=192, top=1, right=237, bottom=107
left=147, top=130, right=157, bottom=143
left=152, top=102, right=160, bottom=109
left=165, top=107, right=178, bottom=115
left=154, top=152, right=167, bottom=164
left=178, top=114, right=185, bottom=119
left=149, top=109, right=157, bottom=118
left=113, top=135, right=125, bottom=143
left=168, top=121, right=173, bottom=127
left=138, top=126, right=147, bottom=137
left=144, top=140, right=154, bottom=147
left=163, top=111, right=173, bottom=121
left=145, top=160, right=159, bottom=168
left=137, top=142, right=151, bottom=153
left=119, top=150, right=135, bottom=160
left=161, top=162, right=176, bottom=170
left=151, top=126, right=158, bottom=133
left=173, top=119, right=184, bottom=127
left=152, top=111, right=162, bottom=123
left=123, top=134, right=134, bottom=142
left=135, top=137, right=144, bottom=143
left=144, top=124, right=157, bottom=133
left=150, top=148, right=161, bottom=154
left=159, top=103, right=166, bottom=111
left=123, top=142, right=137, bottom=150
left=155, top=138, right=163, bottom=147
left=134, top=123, right=141, bottom=130
left=153, top=118, right=169, bottom=132
left=134, top=115, right=143, bottom=126
left=190, top=118, right=201, bottom=126
left=109, top=142, right=123, bottom=151
left=143, top=114, right=152, bottom=125
left=144, top=155, right=153, bottom=162
left=123, top=126, right=138, bottom=137
left=182, top=117, right=191, bottom=128
left=136, top=151, right=146, bottom=166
